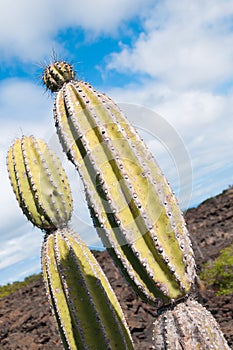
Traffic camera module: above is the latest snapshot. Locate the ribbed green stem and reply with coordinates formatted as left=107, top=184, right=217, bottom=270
left=48, top=76, right=196, bottom=306
left=7, top=135, right=72, bottom=230
left=42, top=228, right=134, bottom=350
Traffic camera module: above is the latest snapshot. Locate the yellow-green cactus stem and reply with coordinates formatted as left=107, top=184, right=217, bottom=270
left=42, top=228, right=134, bottom=350
left=7, top=135, right=72, bottom=231
left=43, top=62, right=196, bottom=307
left=7, top=135, right=134, bottom=350
left=152, top=298, right=230, bottom=349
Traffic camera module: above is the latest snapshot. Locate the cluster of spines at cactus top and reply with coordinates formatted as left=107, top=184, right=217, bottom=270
left=43, top=61, right=196, bottom=307
left=7, top=135, right=134, bottom=350
left=43, top=60, right=75, bottom=93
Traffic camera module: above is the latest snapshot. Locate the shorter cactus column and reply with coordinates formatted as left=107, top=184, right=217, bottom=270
left=152, top=298, right=230, bottom=350
left=7, top=135, right=134, bottom=350
left=7, top=135, right=72, bottom=230
left=42, top=228, right=134, bottom=350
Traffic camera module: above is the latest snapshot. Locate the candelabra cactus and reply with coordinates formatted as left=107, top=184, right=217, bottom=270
left=7, top=135, right=134, bottom=350
left=42, top=61, right=231, bottom=349
left=43, top=61, right=196, bottom=307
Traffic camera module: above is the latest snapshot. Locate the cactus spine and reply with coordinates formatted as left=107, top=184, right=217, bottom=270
left=152, top=299, right=230, bottom=349
left=7, top=135, right=134, bottom=350
left=43, top=62, right=196, bottom=307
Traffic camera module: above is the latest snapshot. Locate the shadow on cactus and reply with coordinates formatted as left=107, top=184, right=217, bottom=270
left=7, top=135, right=134, bottom=350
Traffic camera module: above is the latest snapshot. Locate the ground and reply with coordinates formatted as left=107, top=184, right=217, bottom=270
left=0, top=187, right=233, bottom=349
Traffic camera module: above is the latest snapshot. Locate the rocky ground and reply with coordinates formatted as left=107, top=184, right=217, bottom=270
left=0, top=187, right=233, bottom=349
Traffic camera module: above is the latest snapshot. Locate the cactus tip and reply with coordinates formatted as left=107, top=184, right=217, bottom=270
left=43, top=61, right=75, bottom=92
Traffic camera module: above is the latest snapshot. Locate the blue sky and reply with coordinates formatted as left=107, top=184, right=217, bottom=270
left=1, top=0, right=233, bottom=285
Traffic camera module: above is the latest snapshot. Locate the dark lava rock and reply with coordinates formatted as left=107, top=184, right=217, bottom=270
left=1, top=188, right=233, bottom=349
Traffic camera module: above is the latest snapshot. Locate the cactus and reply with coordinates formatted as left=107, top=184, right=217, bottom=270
left=7, top=135, right=134, bottom=350
left=42, top=228, right=134, bottom=350
left=152, top=298, right=230, bottom=349
left=7, top=135, right=72, bottom=231
left=42, top=61, right=196, bottom=307
left=42, top=62, right=231, bottom=349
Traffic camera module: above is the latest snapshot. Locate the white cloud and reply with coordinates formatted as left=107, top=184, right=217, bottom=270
left=107, top=0, right=233, bottom=90
left=109, top=83, right=233, bottom=131
left=0, top=79, right=52, bottom=125
left=0, top=225, right=42, bottom=270
left=0, top=0, right=153, bottom=61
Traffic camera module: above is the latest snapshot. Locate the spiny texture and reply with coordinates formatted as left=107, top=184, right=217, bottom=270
left=42, top=228, right=134, bottom=350
left=152, top=298, right=230, bottom=350
left=43, top=61, right=75, bottom=92
left=44, top=62, right=196, bottom=307
left=7, top=135, right=72, bottom=231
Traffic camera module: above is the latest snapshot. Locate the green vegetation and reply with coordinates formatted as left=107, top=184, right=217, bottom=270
left=0, top=273, right=41, bottom=299
left=200, top=244, right=233, bottom=296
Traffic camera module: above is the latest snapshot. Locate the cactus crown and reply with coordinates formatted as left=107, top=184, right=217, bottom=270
left=7, top=135, right=73, bottom=231
left=43, top=61, right=75, bottom=92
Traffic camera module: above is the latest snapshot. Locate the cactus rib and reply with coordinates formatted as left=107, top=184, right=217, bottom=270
left=152, top=298, right=230, bottom=349
left=43, top=62, right=196, bottom=306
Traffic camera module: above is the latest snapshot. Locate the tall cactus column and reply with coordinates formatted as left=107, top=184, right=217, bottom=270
left=43, top=61, right=196, bottom=307
left=7, top=135, right=134, bottom=350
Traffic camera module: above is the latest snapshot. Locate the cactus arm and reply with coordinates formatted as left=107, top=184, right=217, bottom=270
left=42, top=228, right=134, bottom=350
left=7, top=136, right=73, bottom=230
left=51, top=78, right=196, bottom=305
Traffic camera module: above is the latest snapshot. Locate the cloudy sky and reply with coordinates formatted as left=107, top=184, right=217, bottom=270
left=1, top=0, right=233, bottom=285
